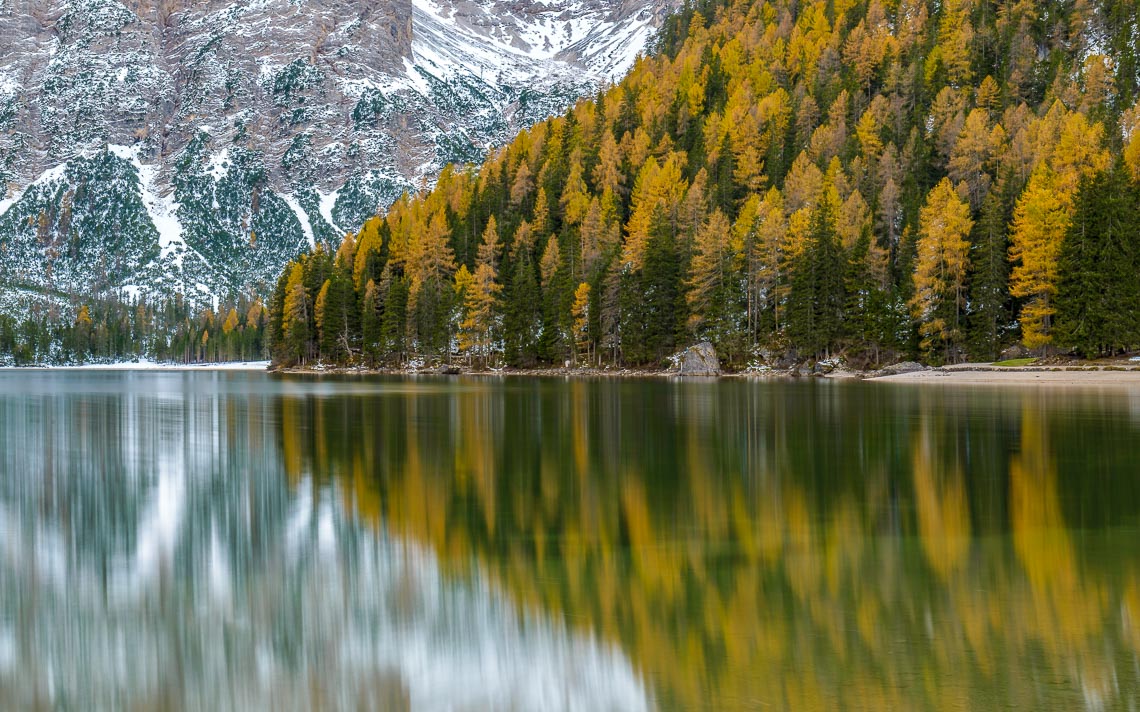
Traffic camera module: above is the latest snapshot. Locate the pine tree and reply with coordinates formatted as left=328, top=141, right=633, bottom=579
left=407, top=210, right=457, bottom=356
left=314, top=272, right=357, bottom=364
left=381, top=269, right=409, bottom=363
left=571, top=282, right=592, bottom=364
left=504, top=222, right=542, bottom=365
left=282, top=262, right=311, bottom=365
left=1055, top=165, right=1140, bottom=355
left=361, top=278, right=383, bottom=366
left=539, top=236, right=568, bottom=361
left=242, top=0, right=1140, bottom=374
left=787, top=198, right=845, bottom=359
left=967, top=189, right=1012, bottom=360
left=74, top=304, right=93, bottom=361
left=630, top=204, right=681, bottom=364
left=267, top=268, right=290, bottom=362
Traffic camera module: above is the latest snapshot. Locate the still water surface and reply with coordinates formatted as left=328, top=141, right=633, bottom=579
left=1, top=371, right=1139, bottom=710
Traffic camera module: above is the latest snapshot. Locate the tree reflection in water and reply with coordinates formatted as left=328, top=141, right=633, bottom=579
left=1, top=372, right=1139, bottom=710
left=280, top=378, right=1140, bottom=711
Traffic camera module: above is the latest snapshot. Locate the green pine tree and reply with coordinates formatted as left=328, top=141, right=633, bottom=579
left=967, top=190, right=1012, bottom=361
left=1055, top=164, right=1140, bottom=356
left=788, top=200, right=845, bottom=359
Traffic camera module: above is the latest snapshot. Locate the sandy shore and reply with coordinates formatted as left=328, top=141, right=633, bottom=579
left=873, top=364, right=1140, bottom=386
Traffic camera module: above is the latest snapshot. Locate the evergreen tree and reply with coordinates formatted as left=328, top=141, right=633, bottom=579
left=504, top=222, right=543, bottom=365
left=315, top=271, right=357, bottom=363
left=622, top=205, right=680, bottom=364
left=539, top=236, right=573, bottom=362
left=407, top=211, right=457, bottom=356
left=787, top=199, right=845, bottom=359
left=267, top=268, right=290, bottom=362
left=382, top=269, right=409, bottom=363
left=361, top=278, right=384, bottom=366
left=282, top=262, right=311, bottom=365
left=967, top=189, right=1012, bottom=360
left=1055, top=165, right=1140, bottom=356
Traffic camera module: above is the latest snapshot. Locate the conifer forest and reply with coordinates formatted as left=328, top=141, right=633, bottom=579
left=266, top=0, right=1140, bottom=370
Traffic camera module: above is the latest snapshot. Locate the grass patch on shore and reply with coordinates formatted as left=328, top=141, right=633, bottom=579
left=992, top=358, right=1037, bottom=367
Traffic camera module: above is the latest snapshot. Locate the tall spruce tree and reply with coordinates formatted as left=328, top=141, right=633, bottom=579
left=787, top=199, right=845, bottom=359
left=504, top=222, right=543, bottom=365
left=1055, top=164, right=1140, bottom=356
left=967, top=189, right=1012, bottom=361
left=361, top=278, right=383, bottom=366
left=623, top=205, right=680, bottom=364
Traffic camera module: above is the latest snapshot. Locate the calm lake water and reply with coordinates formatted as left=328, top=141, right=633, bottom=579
left=1, top=371, right=1139, bottom=710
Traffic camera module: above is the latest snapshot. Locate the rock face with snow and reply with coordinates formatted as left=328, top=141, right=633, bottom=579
left=0, top=0, right=674, bottom=304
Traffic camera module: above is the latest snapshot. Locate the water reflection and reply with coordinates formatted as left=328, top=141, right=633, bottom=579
left=0, top=372, right=648, bottom=711
left=2, top=373, right=1140, bottom=709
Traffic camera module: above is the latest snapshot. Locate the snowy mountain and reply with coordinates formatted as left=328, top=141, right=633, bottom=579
left=0, top=0, right=673, bottom=305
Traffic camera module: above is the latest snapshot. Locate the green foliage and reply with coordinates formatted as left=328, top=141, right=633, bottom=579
left=967, top=190, right=1013, bottom=361
left=787, top=201, right=846, bottom=359
left=1054, top=164, right=1140, bottom=357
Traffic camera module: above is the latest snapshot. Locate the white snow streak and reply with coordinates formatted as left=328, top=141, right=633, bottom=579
left=318, top=190, right=341, bottom=234
left=281, top=193, right=316, bottom=249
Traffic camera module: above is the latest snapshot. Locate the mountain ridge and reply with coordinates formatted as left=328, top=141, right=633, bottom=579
left=0, top=0, right=674, bottom=305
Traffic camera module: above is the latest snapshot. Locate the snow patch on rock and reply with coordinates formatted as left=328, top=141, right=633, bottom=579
left=281, top=193, right=316, bottom=250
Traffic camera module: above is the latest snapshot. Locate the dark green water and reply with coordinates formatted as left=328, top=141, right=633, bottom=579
left=1, top=371, right=1139, bottom=710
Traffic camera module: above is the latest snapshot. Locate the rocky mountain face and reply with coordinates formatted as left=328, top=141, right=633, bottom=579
left=0, top=0, right=672, bottom=305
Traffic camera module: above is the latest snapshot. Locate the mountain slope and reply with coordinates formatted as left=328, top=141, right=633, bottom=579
left=0, top=0, right=674, bottom=303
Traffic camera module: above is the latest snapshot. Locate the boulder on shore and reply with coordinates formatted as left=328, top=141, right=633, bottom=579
left=677, top=342, right=721, bottom=376
left=878, top=361, right=925, bottom=376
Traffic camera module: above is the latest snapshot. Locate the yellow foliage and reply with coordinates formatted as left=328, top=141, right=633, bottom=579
left=911, top=177, right=972, bottom=357
left=1008, top=169, right=1069, bottom=349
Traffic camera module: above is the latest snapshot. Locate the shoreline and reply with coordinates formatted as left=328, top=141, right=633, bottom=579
left=270, top=360, right=1140, bottom=387
left=5, top=360, right=1140, bottom=387
left=871, top=365, right=1140, bottom=386
left=0, top=360, right=271, bottom=372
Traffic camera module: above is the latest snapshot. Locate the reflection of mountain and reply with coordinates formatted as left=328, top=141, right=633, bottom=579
left=0, top=372, right=649, bottom=711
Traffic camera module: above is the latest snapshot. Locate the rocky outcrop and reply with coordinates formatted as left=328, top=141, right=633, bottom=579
left=677, top=342, right=720, bottom=376
left=877, top=361, right=926, bottom=376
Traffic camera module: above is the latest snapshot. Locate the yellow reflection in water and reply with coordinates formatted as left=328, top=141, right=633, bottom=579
left=281, top=380, right=1140, bottom=711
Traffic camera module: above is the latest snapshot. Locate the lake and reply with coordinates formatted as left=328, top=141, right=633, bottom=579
left=1, top=370, right=1139, bottom=710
